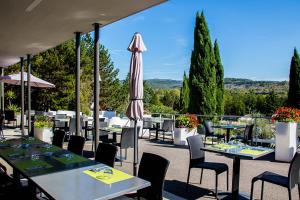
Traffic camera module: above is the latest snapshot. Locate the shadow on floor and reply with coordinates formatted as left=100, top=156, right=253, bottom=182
left=164, top=179, right=215, bottom=200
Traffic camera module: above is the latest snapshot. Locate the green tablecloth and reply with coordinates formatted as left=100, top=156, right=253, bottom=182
left=15, top=159, right=52, bottom=172
left=53, top=154, right=89, bottom=165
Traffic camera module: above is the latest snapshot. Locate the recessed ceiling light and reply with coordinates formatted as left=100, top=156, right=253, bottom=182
left=25, top=0, right=43, bottom=12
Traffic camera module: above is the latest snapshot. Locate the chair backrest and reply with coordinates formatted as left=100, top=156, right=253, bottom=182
left=54, top=114, right=67, bottom=128
left=137, top=152, right=170, bottom=200
left=67, top=135, right=85, bottom=155
left=204, top=121, right=214, bottom=136
left=52, top=130, right=66, bottom=148
left=95, top=143, right=118, bottom=167
left=99, top=118, right=106, bottom=122
left=0, top=115, right=4, bottom=130
left=143, top=118, right=153, bottom=129
left=4, top=110, right=15, bottom=121
left=187, top=135, right=205, bottom=163
left=162, top=119, right=174, bottom=132
left=288, top=152, right=300, bottom=188
left=244, top=124, right=254, bottom=141
left=69, top=117, right=83, bottom=134
left=120, top=127, right=140, bottom=149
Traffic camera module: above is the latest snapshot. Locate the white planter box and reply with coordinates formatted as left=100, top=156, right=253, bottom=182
left=275, top=122, right=297, bottom=162
left=34, top=127, right=53, bottom=143
left=174, top=128, right=197, bottom=145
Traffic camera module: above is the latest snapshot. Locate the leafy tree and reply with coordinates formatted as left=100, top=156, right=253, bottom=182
left=179, top=72, right=189, bottom=113
left=188, top=11, right=216, bottom=115
left=224, top=91, right=245, bottom=115
left=214, top=40, right=224, bottom=115
left=244, top=90, right=257, bottom=113
left=287, top=48, right=300, bottom=108
left=263, top=90, right=282, bottom=116
left=98, top=45, right=122, bottom=111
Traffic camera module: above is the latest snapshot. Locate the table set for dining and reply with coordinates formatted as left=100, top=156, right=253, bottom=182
left=0, top=136, right=150, bottom=200
left=201, top=142, right=273, bottom=200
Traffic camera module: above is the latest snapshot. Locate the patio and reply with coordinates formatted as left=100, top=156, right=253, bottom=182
left=1, top=128, right=298, bottom=200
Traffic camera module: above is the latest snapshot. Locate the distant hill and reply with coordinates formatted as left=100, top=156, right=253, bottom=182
left=145, top=79, right=182, bottom=89
left=145, top=78, right=288, bottom=92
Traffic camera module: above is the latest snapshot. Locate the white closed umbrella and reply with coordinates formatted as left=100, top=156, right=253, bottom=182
left=126, top=32, right=146, bottom=175
left=0, top=72, right=55, bottom=88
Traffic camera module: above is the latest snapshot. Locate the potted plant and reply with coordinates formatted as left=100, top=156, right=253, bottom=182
left=272, top=107, right=300, bottom=162
left=34, top=115, right=53, bottom=143
left=174, top=114, right=199, bottom=145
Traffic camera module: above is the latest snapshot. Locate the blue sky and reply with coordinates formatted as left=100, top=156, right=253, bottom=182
left=100, top=0, right=300, bottom=81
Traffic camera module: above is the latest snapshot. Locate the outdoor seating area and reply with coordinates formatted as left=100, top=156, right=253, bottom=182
left=0, top=126, right=299, bottom=199
left=0, top=0, right=300, bottom=200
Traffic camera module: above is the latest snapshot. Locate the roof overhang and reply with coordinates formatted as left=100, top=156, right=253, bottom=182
left=0, top=0, right=166, bottom=67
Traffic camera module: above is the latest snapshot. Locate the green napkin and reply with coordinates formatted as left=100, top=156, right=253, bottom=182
left=239, top=149, right=267, bottom=156
left=213, top=144, right=236, bottom=150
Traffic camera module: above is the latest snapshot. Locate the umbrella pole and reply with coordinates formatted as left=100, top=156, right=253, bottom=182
left=133, top=119, right=138, bottom=176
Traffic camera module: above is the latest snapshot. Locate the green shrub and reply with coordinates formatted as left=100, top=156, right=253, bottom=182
left=7, top=104, right=20, bottom=113
left=34, top=115, right=53, bottom=128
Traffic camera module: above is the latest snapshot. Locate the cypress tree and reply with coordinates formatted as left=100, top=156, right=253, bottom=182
left=179, top=71, right=189, bottom=113
left=188, top=11, right=216, bottom=114
left=287, top=48, right=300, bottom=108
left=214, top=40, right=224, bottom=114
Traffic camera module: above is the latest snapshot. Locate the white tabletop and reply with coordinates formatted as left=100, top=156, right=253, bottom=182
left=31, top=163, right=150, bottom=200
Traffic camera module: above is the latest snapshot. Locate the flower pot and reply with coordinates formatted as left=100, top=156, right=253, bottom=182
left=275, top=122, right=297, bottom=162
left=34, top=127, right=53, bottom=143
left=174, top=128, right=197, bottom=145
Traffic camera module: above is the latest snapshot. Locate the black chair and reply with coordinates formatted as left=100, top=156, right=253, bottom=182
left=186, top=135, right=229, bottom=198
left=250, top=152, right=300, bottom=200
left=204, top=121, right=224, bottom=145
left=67, top=135, right=85, bottom=155
left=52, top=130, right=66, bottom=148
left=130, top=152, right=170, bottom=200
left=0, top=115, right=4, bottom=138
left=157, top=119, right=174, bottom=141
left=142, top=118, right=156, bottom=139
left=115, top=127, right=139, bottom=166
left=231, top=124, right=254, bottom=145
left=95, top=143, right=118, bottom=167
left=4, top=110, right=17, bottom=128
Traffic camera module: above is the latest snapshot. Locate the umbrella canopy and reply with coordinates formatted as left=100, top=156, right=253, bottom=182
left=0, top=72, right=55, bottom=88
left=126, top=33, right=146, bottom=120
left=126, top=32, right=146, bottom=176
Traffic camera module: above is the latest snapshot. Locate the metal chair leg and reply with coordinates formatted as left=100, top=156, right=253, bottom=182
left=120, top=148, right=123, bottom=166
left=261, top=181, right=264, bottom=200
left=250, top=180, right=255, bottom=200
left=298, top=184, right=300, bottom=199
left=186, top=168, right=191, bottom=191
left=215, top=172, right=218, bottom=198
left=226, top=170, right=229, bottom=191
left=200, top=168, right=203, bottom=184
left=288, top=188, right=292, bottom=200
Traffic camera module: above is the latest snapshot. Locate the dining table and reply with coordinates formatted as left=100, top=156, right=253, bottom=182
left=0, top=136, right=150, bottom=200
left=100, top=127, right=123, bottom=143
left=150, top=118, right=164, bottom=140
left=212, top=124, right=246, bottom=142
left=201, top=143, right=273, bottom=200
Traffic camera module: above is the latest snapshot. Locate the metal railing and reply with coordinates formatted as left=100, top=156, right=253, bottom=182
left=147, top=113, right=298, bottom=146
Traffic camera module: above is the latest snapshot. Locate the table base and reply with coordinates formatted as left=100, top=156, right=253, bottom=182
left=217, top=192, right=250, bottom=200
